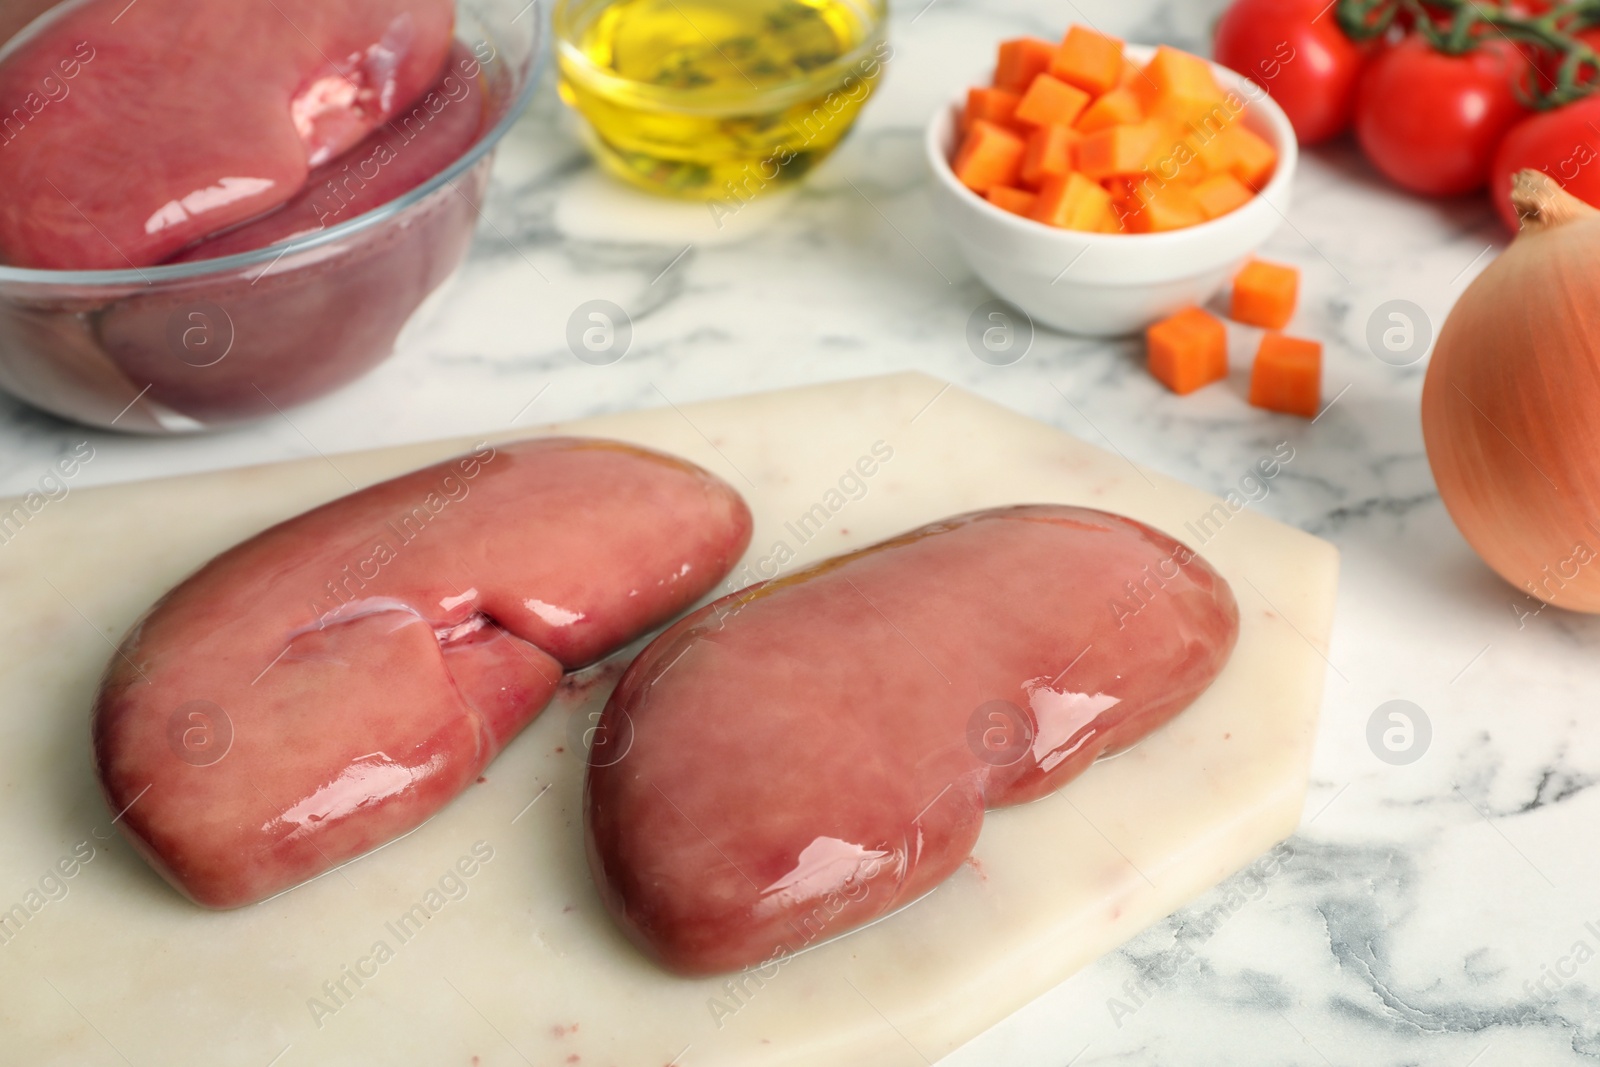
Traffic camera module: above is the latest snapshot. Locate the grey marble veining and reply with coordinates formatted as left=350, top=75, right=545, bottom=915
left=2, top=0, right=1598, bottom=1064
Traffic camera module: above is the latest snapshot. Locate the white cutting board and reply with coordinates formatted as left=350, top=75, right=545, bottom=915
left=0, top=373, right=1337, bottom=1067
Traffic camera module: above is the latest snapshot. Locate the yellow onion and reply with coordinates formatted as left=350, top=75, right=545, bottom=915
left=1422, top=170, right=1600, bottom=612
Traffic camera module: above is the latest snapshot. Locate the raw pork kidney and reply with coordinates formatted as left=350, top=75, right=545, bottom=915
left=586, top=505, right=1239, bottom=975
left=93, top=438, right=752, bottom=908
left=85, top=42, right=495, bottom=422
left=0, top=0, right=455, bottom=269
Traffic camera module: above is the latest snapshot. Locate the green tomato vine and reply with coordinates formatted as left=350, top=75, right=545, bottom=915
left=1336, top=0, right=1600, bottom=108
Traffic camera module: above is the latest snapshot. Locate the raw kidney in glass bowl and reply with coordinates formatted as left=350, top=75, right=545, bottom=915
left=0, top=0, right=543, bottom=433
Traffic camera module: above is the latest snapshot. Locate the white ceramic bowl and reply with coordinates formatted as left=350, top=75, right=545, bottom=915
left=925, top=44, right=1298, bottom=337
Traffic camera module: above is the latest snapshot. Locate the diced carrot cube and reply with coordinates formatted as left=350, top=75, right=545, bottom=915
left=1145, top=45, right=1216, bottom=93
left=1249, top=333, right=1321, bottom=418
left=1082, top=183, right=1119, bottom=233
left=1112, top=176, right=1204, bottom=233
left=1192, top=172, right=1254, bottom=219
left=1019, top=124, right=1078, bottom=188
left=1150, top=122, right=1193, bottom=171
left=1147, top=307, right=1228, bottom=395
left=1076, top=121, right=1163, bottom=179
left=1049, top=26, right=1124, bottom=96
left=1075, top=86, right=1144, bottom=133
left=1075, top=184, right=1118, bottom=233
left=995, top=37, right=1060, bottom=94
left=1142, top=45, right=1229, bottom=126
left=1184, top=102, right=1244, bottom=147
left=1140, top=183, right=1206, bottom=231
left=961, top=87, right=1023, bottom=135
left=1119, top=207, right=1152, bottom=233
left=1148, top=94, right=1236, bottom=133
left=1105, top=176, right=1143, bottom=232
left=1029, top=172, right=1115, bottom=231
left=986, top=185, right=1038, bottom=216
left=1143, top=123, right=1211, bottom=184
left=1014, top=73, right=1092, bottom=128
left=1220, top=125, right=1278, bottom=188
left=952, top=120, right=1026, bottom=193
left=1190, top=125, right=1235, bottom=176
left=1231, top=258, right=1299, bottom=329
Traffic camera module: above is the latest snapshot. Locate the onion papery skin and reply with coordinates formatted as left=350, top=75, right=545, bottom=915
left=1421, top=172, right=1600, bottom=612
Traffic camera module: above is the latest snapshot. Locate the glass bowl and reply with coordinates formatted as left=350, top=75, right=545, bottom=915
left=552, top=0, right=887, bottom=198
left=0, top=0, right=544, bottom=434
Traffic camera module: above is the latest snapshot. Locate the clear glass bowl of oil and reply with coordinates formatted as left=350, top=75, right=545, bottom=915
left=553, top=0, right=888, bottom=201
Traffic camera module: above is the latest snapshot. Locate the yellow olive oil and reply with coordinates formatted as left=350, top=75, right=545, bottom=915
left=556, top=0, right=886, bottom=200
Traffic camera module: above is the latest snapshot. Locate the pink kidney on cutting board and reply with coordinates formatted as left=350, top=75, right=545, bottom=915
left=586, top=505, right=1240, bottom=975
left=93, top=438, right=753, bottom=908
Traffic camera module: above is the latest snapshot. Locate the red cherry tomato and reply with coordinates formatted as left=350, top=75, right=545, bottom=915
left=1354, top=36, right=1531, bottom=196
left=1213, top=0, right=1367, bottom=145
left=1490, top=96, right=1600, bottom=231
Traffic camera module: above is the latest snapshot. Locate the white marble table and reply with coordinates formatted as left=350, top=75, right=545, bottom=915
left=2, top=1, right=1595, bottom=1065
